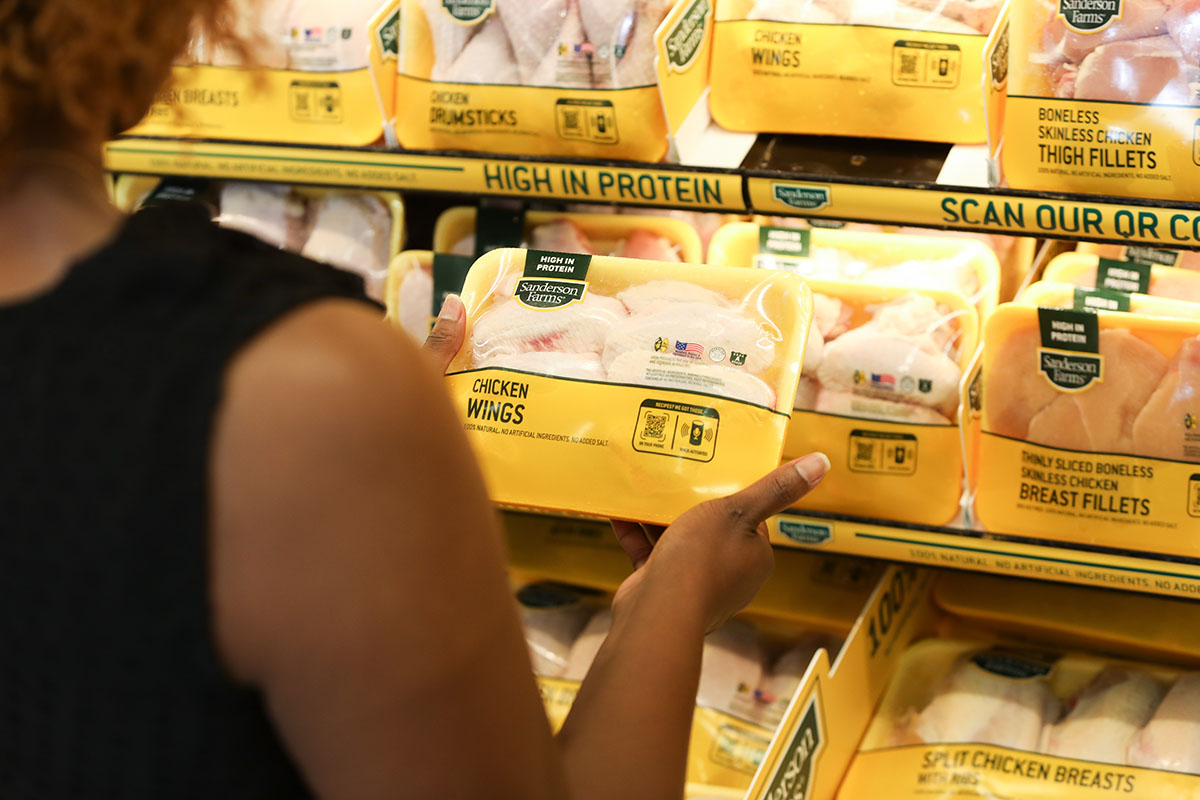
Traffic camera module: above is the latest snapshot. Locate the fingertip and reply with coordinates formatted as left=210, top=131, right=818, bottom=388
left=792, top=452, right=830, bottom=489
left=437, top=293, right=464, bottom=323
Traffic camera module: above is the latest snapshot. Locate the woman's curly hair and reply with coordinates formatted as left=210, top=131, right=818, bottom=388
left=0, top=0, right=240, bottom=147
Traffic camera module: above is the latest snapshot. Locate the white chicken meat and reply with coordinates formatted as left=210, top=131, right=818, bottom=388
left=616, top=280, right=731, bottom=315
left=606, top=351, right=778, bottom=407
left=1127, top=673, right=1200, bottom=774
left=697, top=620, right=767, bottom=719
left=395, top=266, right=434, bottom=343
left=1042, top=668, right=1165, bottom=764
left=422, top=0, right=480, bottom=80
left=480, top=351, right=607, bottom=381
left=602, top=303, right=776, bottom=374
left=443, top=18, right=522, bottom=85
left=301, top=194, right=392, bottom=301
left=496, top=0, right=569, bottom=84
left=472, top=293, right=627, bottom=362
left=216, top=182, right=306, bottom=250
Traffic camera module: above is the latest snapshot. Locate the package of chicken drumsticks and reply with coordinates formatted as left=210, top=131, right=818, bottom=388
left=970, top=303, right=1200, bottom=555
left=445, top=248, right=813, bottom=524
left=1001, top=0, right=1200, bottom=200
left=709, top=0, right=1004, bottom=142
left=837, top=637, right=1200, bottom=799
left=396, top=0, right=713, bottom=160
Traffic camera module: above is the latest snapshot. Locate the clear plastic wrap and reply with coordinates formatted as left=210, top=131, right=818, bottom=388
left=1044, top=253, right=1200, bottom=304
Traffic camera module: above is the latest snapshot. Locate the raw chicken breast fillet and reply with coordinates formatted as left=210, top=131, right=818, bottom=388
left=984, top=327, right=1062, bottom=439
left=606, top=351, right=778, bottom=407
left=602, top=303, right=776, bottom=374
left=1132, top=336, right=1200, bottom=462
left=895, top=656, right=1059, bottom=751
left=697, top=621, right=767, bottom=719
left=1042, top=668, right=1165, bottom=764
left=471, top=293, right=627, bottom=362
left=1128, top=673, right=1200, bottom=774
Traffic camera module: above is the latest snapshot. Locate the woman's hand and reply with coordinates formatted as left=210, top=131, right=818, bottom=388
left=611, top=453, right=830, bottom=634
left=422, top=294, right=466, bottom=373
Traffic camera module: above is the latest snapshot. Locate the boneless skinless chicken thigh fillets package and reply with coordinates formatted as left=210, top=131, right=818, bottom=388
left=444, top=248, right=812, bottom=525
left=396, top=0, right=707, bottom=159
left=514, top=580, right=844, bottom=791
left=1002, top=0, right=1200, bottom=199
left=708, top=222, right=992, bottom=525
left=709, top=0, right=1004, bottom=142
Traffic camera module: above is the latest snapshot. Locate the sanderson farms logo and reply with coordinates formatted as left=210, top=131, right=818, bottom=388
left=1058, top=0, right=1122, bottom=34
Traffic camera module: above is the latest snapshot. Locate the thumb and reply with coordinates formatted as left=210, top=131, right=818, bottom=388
left=718, top=453, right=830, bottom=531
left=423, top=294, right=466, bottom=373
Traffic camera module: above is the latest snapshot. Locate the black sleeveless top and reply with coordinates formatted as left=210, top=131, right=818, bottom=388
left=0, top=204, right=372, bottom=798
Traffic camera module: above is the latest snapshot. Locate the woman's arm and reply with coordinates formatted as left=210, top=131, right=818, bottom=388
left=209, top=299, right=824, bottom=800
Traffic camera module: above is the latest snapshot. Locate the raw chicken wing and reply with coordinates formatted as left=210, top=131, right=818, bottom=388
left=472, top=293, right=627, bottom=362
left=602, top=303, right=776, bottom=374
left=480, top=351, right=607, bottom=381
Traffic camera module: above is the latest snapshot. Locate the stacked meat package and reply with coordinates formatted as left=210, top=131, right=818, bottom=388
left=513, top=580, right=844, bottom=793
left=709, top=222, right=996, bottom=525
left=1002, top=0, right=1200, bottom=199
left=969, top=299, right=1200, bottom=553
left=395, top=0, right=710, bottom=159
left=443, top=247, right=812, bottom=524
left=838, top=572, right=1200, bottom=799
left=128, top=0, right=398, bottom=145
left=709, top=0, right=1004, bottom=142
left=386, top=207, right=705, bottom=342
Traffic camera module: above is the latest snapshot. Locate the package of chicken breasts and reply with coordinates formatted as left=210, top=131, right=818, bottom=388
left=709, top=0, right=1004, bottom=142
left=972, top=303, right=1200, bottom=554
left=397, top=0, right=709, bottom=160
left=1002, top=0, right=1200, bottom=200
left=127, top=0, right=399, bottom=146
left=445, top=247, right=813, bottom=524
left=838, top=637, right=1200, bottom=798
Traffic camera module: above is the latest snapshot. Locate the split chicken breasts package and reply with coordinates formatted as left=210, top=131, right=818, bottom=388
left=446, top=248, right=813, bottom=524
left=970, top=302, right=1200, bottom=555
left=1001, top=0, right=1200, bottom=200
left=128, top=0, right=399, bottom=146
left=709, top=0, right=1004, bottom=142
left=396, top=0, right=712, bottom=160
left=708, top=223, right=990, bottom=525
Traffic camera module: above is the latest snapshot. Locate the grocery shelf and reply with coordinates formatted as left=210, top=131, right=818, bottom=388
left=105, top=132, right=1200, bottom=248
left=769, top=510, right=1200, bottom=601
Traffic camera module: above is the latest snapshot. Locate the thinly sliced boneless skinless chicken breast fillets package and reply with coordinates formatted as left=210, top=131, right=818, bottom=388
left=445, top=248, right=812, bottom=525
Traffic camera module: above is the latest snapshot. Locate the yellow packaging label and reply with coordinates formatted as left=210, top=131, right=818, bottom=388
left=1020, top=280, right=1200, bottom=320
left=840, top=638, right=1200, bottom=800
left=973, top=304, right=1200, bottom=554
left=447, top=248, right=812, bottom=524
left=1077, top=242, right=1200, bottom=271
left=396, top=0, right=710, bottom=160
left=432, top=207, right=705, bottom=263
left=127, top=1, right=397, bottom=146
left=1002, top=0, right=1200, bottom=200
left=710, top=1, right=996, bottom=143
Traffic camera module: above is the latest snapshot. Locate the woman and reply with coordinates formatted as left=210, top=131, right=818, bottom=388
left=0, top=2, right=830, bottom=798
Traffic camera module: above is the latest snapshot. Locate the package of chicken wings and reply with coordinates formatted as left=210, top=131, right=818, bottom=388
left=444, top=247, right=813, bottom=524
left=1002, top=0, right=1200, bottom=200
left=396, top=0, right=711, bottom=160
left=971, top=303, right=1200, bottom=554
left=838, top=637, right=1200, bottom=799
left=709, top=0, right=1004, bottom=142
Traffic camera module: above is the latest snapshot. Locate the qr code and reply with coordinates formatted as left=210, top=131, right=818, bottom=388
left=899, top=53, right=919, bottom=75
left=643, top=412, right=669, bottom=440
left=562, top=109, right=582, bottom=131
left=854, top=440, right=876, bottom=463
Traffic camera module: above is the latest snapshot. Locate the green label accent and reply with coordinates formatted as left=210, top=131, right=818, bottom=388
left=377, top=9, right=400, bottom=57
left=1124, top=246, right=1182, bottom=267
left=441, top=0, right=493, bottom=23
left=772, top=183, right=830, bottom=211
left=431, top=254, right=474, bottom=317
left=759, top=226, right=811, bottom=257
left=1071, top=287, right=1131, bottom=313
left=806, top=219, right=847, bottom=230
left=475, top=205, right=525, bottom=260
left=516, top=251, right=591, bottom=310
left=664, top=0, right=710, bottom=72
left=516, top=583, right=580, bottom=610
left=1058, top=0, right=1121, bottom=32
left=778, top=520, right=832, bottom=546
left=972, top=651, right=1055, bottom=679
left=140, top=178, right=217, bottom=214
left=1096, top=258, right=1152, bottom=294
left=762, top=695, right=823, bottom=800
left=1038, top=307, right=1102, bottom=390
